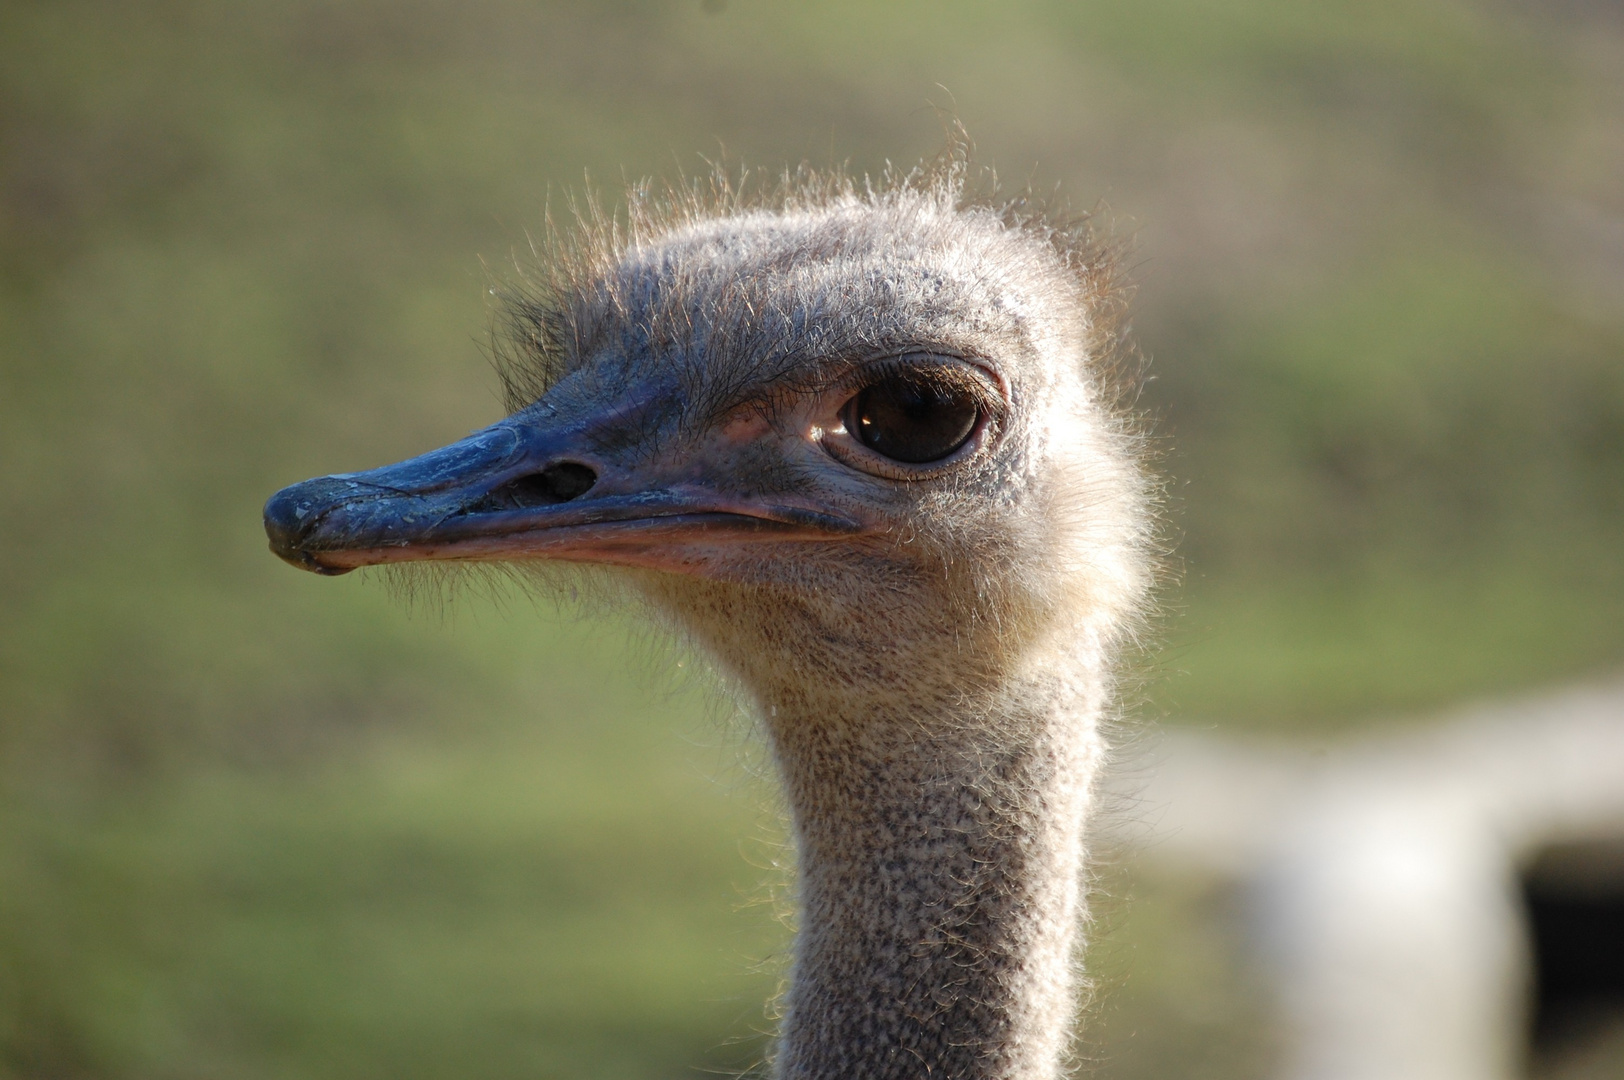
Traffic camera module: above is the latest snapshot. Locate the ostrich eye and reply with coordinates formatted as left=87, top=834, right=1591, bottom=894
left=844, top=374, right=981, bottom=464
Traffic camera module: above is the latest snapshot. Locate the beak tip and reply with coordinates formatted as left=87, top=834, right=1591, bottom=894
left=264, top=480, right=354, bottom=576
left=264, top=481, right=307, bottom=541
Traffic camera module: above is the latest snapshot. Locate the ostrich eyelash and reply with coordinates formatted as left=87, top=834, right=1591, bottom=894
left=844, top=354, right=1005, bottom=409
left=720, top=352, right=1008, bottom=432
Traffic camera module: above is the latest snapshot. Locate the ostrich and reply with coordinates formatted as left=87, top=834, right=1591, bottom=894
left=264, top=160, right=1153, bottom=1080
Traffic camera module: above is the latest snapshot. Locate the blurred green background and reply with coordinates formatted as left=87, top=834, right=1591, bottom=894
left=2, top=1, right=1620, bottom=1077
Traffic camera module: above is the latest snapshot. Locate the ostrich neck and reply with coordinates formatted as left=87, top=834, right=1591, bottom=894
left=761, top=662, right=1105, bottom=1080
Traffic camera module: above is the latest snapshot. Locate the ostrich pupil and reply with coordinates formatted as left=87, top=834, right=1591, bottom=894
left=850, top=376, right=979, bottom=464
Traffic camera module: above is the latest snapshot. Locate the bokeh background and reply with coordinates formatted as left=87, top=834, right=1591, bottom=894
left=2, top=1, right=1621, bottom=1077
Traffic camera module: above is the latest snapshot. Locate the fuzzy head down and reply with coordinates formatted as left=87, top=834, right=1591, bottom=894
left=493, top=160, right=1154, bottom=705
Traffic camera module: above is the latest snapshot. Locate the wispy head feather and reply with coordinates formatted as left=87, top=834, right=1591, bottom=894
left=492, top=143, right=1136, bottom=419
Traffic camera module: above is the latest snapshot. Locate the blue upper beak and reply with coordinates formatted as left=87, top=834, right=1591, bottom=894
left=264, top=403, right=861, bottom=576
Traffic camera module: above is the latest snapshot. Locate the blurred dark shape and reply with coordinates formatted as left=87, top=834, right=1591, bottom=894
left=1524, top=840, right=1624, bottom=1057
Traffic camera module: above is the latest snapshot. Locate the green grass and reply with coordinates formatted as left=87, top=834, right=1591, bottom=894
left=1156, top=549, right=1624, bottom=731
left=1, top=593, right=787, bottom=1080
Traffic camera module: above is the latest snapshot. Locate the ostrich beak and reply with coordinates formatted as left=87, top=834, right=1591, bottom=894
left=263, top=406, right=859, bottom=577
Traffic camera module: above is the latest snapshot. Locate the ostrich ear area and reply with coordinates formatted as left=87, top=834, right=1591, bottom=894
left=262, top=416, right=864, bottom=577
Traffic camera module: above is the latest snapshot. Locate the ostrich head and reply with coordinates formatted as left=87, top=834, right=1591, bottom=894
left=266, top=167, right=1146, bottom=698
left=265, top=162, right=1152, bottom=1080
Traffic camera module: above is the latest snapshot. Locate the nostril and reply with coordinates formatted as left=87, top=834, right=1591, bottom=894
left=536, top=462, right=596, bottom=501
left=471, top=461, right=597, bottom=512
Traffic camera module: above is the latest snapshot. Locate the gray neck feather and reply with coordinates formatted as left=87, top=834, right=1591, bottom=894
left=763, top=670, right=1102, bottom=1080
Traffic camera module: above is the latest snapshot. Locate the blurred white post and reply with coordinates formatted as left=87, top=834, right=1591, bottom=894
left=1255, top=772, right=1527, bottom=1079
left=1111, top=679, right=1624, bottom=1080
